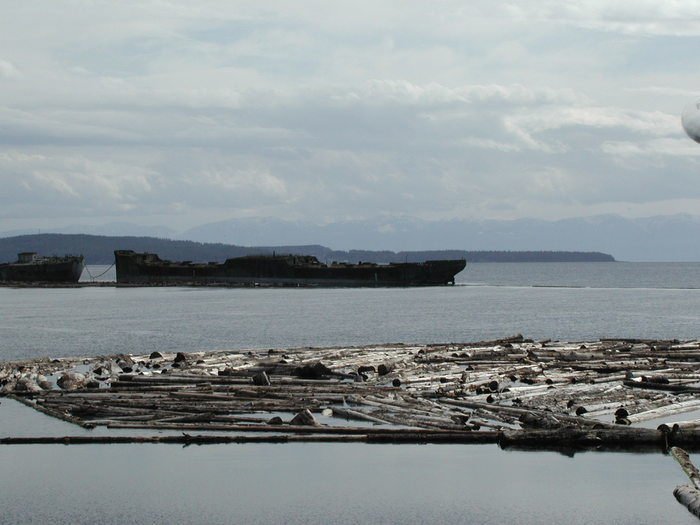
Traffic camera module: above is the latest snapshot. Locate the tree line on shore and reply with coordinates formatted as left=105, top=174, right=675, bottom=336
left=0, top=233, right=615, bottom=265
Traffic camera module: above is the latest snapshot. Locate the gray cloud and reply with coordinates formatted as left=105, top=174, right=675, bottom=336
left=1, top=1, right=700, bottom=233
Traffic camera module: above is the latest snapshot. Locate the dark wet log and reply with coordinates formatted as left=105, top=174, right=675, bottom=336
left=499, top=428, right=667, bottom=450
left=623, top=380, right=700, bottom=394
left=115, top=375, right=252, bottom=385
left=290, top=409, right=317, bottom=426
left=366, top=431, right=498, bottom=444
left=4, top=428, right=700, bottom=449
left=252, top=371, right=271, bottom=386
left=104, top=421, right=471, bottom=435
left=296, top=362, right=333, bottom=380
left=377, top=363, right=395, bottom=376
left=0, top=432, right=500, bottom=445
left=0, top=435, right=286, bottom=445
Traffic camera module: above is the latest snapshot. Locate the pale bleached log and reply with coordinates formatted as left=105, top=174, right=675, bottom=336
left=671, top=447, right=700, bottom=489
left=673, top=485, right=700, bottom=518
left=330, top=407, right=393, bottom=426
left=671, top=447, right=700, bottom=518
left=627, top=399, right=700, bottom=423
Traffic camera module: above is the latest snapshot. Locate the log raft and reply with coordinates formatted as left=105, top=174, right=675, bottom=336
left=3, top=336, right=700, bottom=451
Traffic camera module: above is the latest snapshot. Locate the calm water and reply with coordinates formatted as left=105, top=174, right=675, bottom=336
left=0, top=399, right=695, bottom=525
left=1, top=262, right=700, bottom=361
left=2, top=262, right=700, bottom=524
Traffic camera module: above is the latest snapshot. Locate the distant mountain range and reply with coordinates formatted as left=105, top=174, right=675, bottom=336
left=0, top=234, right=613, bottom=265
left=4, top=213, right=700, bottom=261
left=1, top=222, right=176, bottom=239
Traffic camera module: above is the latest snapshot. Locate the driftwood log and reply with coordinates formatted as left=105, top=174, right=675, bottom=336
left=671, top=447, right=700, bottom=519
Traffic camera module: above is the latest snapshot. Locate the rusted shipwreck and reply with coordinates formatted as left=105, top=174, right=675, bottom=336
left=114, top=250, right=466, bottom=287
left=0, top=252, right=85, bottom=283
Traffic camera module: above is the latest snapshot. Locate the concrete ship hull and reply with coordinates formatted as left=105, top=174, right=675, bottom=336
left=115, top=251, right=466, bottom=287
left=0, top=256, right=85, bottom=283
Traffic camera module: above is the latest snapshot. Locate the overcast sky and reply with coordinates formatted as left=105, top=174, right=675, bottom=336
left=2, top=1, right=700, bottom=232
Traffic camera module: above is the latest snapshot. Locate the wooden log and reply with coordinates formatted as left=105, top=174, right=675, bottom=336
left=673, top=485, right=700, bottom=518
left=657, top=419, right=700, bottom=431
left=0, top=431, right=500, bottom=445
left=623, top=380, right=700, bottom=394
left=436, top=398, right=616, bottom=429
left=627, top=399, right=700, bottom=423
left=330, top=407, right=393, bottom=425
left=671, top=447, right=700, bottom=489
left=104, top=421, right=469, bottom=435
left=366, top=431, right=498, bottom=444
left=671, top=447, right=700, bottom=518
left=7, top=395, right=95, bottom=428
left=499, top=428, right=667, bottom=450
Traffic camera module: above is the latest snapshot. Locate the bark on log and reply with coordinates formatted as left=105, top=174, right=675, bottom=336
left=671, top=447, right=700, bottom=489
left=674, top=485, right=700, bottom=519
left=499, top=428, right=667, bottom=450
left=671, top=447, right=700, bottom=519
left=623, top=380, right=700, bottom=394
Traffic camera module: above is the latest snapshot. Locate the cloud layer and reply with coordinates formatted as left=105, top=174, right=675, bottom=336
left=2, top=1, right=700, bottom=232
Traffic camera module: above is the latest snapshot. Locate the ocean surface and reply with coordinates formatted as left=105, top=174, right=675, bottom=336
left=1, top=262, right=700, bottom=361
left=2, top=262, right=700, bottom=524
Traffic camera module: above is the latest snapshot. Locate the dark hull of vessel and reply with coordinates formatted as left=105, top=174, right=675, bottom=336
left=0, top=257, right=85, bottom=283
left=115, top=251, right=466, bottom=287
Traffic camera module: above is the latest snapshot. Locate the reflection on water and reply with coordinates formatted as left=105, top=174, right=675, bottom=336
left=0, top=400, right=695, bottom=525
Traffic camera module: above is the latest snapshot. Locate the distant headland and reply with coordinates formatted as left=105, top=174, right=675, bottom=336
left=0, top=234, right=615, bottom=265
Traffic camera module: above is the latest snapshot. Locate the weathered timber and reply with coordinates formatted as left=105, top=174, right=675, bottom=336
left=499, top=428, right=670, bottom=450
left=103, top=421, right=469, bottom=435
left=330, top=407, right=394, bottom=425
left=5, top=427, right=700, bottom=449
left=674, top=485, right=700, bottom=518
left=672, top=447, right=700, bottom=489
left=623, top=380, right=700, bottom=394
left=671, top=447, right=700, bottom=519
left=627, top=399, right=700, bottom=423
left=7, top=395, right=95, bottom=428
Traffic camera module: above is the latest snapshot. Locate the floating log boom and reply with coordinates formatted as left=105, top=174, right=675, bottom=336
left=3, top=337, right=700, bottom=452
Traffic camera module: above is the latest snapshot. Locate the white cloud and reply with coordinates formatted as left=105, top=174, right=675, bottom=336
left=344, top=80, right=581, bottom=107
left=0, top=60, right=20, bottom=79
left=0, top=150, right=160, bottom=218
left=602, top=137, right=700, bottom=157
left=1, top=0, right=700, bottom=231
left=503, top=1, right=700, bottom=36
left=194, top=167, right=287, bottom=197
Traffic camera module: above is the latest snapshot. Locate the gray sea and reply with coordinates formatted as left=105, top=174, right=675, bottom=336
left=1, top=262, right=700, bottom=524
